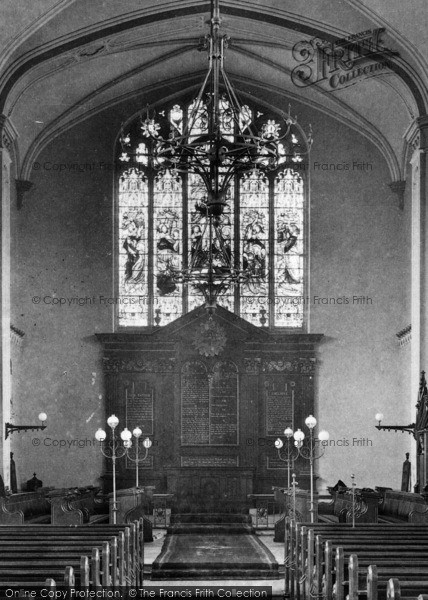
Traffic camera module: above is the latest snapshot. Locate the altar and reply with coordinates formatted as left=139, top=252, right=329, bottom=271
left=97, top=305, right=322, bottom=511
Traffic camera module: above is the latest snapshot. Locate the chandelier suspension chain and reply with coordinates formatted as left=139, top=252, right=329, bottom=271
left=119, top=0, right=312, bottom=311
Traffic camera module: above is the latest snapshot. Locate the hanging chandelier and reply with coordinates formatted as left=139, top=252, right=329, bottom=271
left=119, top=0, right=312, bottom=309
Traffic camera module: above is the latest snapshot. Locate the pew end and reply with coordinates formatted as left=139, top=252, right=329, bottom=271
left=0, top=491, right=51, bottom=525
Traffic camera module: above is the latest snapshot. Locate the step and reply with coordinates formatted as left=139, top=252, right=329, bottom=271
left=170, top=513, right=252, bottom=525
left=167, top=524, right=254, bottom=535
left=151, top=567, right=280, bottom=580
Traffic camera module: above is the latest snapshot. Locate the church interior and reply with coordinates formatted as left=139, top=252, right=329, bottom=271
left=0, top=0, right=427, bottom=596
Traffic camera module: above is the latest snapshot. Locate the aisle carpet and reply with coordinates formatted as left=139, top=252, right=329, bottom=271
left=151, top=514, right=279, bottom=580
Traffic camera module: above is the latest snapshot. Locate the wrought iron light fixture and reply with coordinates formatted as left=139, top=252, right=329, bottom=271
left=374, top=412, right=416, bottom=436
left=275, top=415, right=329, bottom=523
left=95, top=415, right=152, bottom=523
left=119, top=0, right=312, bottom=308
left=124, top=426, right=152, bottom=488
left=5, top=412, right=47, bottom=439
left=275, top=427, right=300, bottom=493
left=374, top=370, right=427, bottom=437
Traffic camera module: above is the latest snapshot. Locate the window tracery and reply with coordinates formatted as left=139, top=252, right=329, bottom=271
left=116, top=98, right=307, bottom=328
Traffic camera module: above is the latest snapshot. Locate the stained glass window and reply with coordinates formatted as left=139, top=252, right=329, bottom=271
left=116, top=99, right=307, bottom=329
left=274, top=170, right=305, bottom=327
left=118, top=169, right=149, bottom=326
left=153, top=170, right=183, bottom=325
left=240, top=170, right=269, bottom=325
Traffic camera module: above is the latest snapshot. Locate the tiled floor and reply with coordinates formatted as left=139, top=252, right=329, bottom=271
left=143, top=530, right=286, bottom=597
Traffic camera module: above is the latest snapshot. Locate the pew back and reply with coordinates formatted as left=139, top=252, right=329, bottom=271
left=283, top=518, right=428, bottom=600
left=377, top=489, right=428, bottom=523
left=0, top=520, right=148, bottom=590
left=0, top=490, right=51, bottom=524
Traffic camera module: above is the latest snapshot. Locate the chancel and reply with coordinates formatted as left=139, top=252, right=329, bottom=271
left=0, top=0, right=427, bottom=595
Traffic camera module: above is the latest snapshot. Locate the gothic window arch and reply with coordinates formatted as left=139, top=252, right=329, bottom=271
left=116, top=97, right=308, bottom=329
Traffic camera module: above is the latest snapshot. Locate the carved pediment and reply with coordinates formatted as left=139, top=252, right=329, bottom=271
left=96, top=305, right=323, bottom=366
left=150, top=305, right=273, bottom=344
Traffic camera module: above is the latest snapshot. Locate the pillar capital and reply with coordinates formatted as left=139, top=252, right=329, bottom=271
left=405, top=115, right=428, bottom=155
left=0, top=115, right=18, bottom=157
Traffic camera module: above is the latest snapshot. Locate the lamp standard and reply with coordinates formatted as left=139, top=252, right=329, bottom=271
left=95, top=415, right=152, bottom=524
left=297, top=416, right=329, bottom=523
left=125, top=427, right=153, bottom=487
left=275, top=415, right=329, bottom=523
left=275, top=427, right=300, bottom=517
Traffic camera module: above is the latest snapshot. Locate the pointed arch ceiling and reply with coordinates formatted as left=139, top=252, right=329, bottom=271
left=1, top=0, right=427, bottom=181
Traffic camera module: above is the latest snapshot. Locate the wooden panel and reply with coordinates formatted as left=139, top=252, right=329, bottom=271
left=265, top=378, right=295, bottom=436
left=125, top=382, right=153, bottom=435
left=181, top=360, right=238, bottom=446
left=97, top=325, right=321, bottom=501
left=181, top=361, right=209, bottom=445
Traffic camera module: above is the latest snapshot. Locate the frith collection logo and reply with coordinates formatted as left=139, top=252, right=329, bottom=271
left=291, top=28, right=398, bottom=91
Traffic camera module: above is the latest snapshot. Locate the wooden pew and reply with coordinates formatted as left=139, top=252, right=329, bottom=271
left=283, top=519, right=428, bottom=599
left=274, top=488, right=318, bottom=540
left=0, top=490, right=51, bottom=524
left=331, top=553, right=428, bottom=600
left=107, top=486, right=154, bottom=541
left=376, top=489, right=428, bottom=523
left=6, top=522, right=143, bottom=587
left=13, top=578, right=58, bottom=597
left=338, top=550, right=428, bottom=600
left=0, top=519, right=148, bottom=589
left=276, top=488, right=380, bottom=541
left=386, top=578, right=428, bottom=600
left=48, top=486, right=108, bottom=525
left=318, top=488, right=381, bottom=524
left=329, top=529, right=428, bottom=600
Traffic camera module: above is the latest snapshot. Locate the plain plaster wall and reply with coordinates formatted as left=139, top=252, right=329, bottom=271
left=309, top=118, right=410, bottom=491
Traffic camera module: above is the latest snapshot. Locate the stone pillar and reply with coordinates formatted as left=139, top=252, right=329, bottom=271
left=406, top=116, right=428, bottom=488
left=0, top=117, right=13, bottom=488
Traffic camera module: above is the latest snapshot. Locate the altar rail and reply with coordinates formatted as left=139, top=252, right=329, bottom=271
left=247, top=494, right=282, bottom=529
left=152, top=493, right=174, bottom=528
